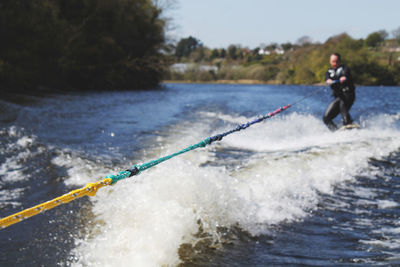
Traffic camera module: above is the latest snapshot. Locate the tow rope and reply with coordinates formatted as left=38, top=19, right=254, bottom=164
left=0, top=86, right=325, bottom=229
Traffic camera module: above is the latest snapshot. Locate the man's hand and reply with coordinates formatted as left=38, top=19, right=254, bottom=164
left=326, top=79, right=333, bottom=85
left=340, top=76, right=347, bottom=83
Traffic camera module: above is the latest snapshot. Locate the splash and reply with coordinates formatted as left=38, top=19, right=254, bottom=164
left=69, top=112, right=400, bottom=266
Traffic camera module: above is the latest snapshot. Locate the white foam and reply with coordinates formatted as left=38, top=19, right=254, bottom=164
left=0, top=127, right=39, bottom=206
left=0, top=128, right=36, bottom=181
left=16, top=136, right=34, bottom=148
left=70, top=112, right=400, bottom=266
left=377, top=200, right=398, bottom=209
left=360, top=239, right=400, bottom=249
left=353, top=187, right=378, bottom=199
left=51, top=151, right=111, bottom=187
left=0, top=157, right=25, bottom=183
left=373, top=227, right=400, bottom=235
left=0, top=188, right=24, bottom=207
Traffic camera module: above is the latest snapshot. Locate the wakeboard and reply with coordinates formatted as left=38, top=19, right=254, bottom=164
left=338, top=123, right=361, bottom=131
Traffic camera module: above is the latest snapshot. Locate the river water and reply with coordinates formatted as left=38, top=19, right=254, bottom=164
left=0, top=83, right=399, bottom=266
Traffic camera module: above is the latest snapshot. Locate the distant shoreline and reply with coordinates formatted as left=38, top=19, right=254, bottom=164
left=162, top=80, right=399, bottom=87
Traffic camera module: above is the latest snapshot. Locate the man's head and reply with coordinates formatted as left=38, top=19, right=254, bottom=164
left=329, top=53, right=341, bottom=69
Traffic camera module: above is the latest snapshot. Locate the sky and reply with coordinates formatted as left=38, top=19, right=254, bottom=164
left=166, top=0, right=400, bottom=48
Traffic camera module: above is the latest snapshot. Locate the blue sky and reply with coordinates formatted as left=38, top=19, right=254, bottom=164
left=167, top=0, right=400, bottom=48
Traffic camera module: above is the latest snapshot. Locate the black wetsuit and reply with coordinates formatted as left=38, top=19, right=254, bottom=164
left=323, top=64, right=356, bottom=131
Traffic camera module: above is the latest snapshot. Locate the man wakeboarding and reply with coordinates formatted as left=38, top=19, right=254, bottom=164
left=323, top=53, right=357, bottom=131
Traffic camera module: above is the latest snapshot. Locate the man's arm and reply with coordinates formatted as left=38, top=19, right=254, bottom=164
left=340, top=66, right=351, bottom=83
left=325, top=71, right=333, bottom=84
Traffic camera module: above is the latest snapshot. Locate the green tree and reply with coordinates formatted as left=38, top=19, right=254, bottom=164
left=365, top=31, right=385, bottom=47
left=0, top=0, right=64, bottom=91
left=227, top=45, right=238, bottom=60
left=281, top=42, right=293, bottom=52
left=175, top=36, right=202, bottom=59
left=1, top=0, right=167, bottom=93
left=220, top=48, right=227, bottom=58
left=265, top=43, right=278, bottom=51
left=60, top=0, right=166, bottom=90
left=210, top=49, right=220, bottom=59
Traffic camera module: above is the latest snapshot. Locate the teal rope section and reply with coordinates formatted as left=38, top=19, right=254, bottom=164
left=107, top=138, right=211, bottom=184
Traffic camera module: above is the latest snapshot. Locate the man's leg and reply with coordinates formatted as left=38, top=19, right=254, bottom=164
left=323, top=98, right=340, bottom=131
left=340, top=92, right=355, bottom=125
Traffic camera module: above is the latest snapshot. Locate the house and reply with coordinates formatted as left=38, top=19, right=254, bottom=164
left=258, top=49, right=271, bottom=55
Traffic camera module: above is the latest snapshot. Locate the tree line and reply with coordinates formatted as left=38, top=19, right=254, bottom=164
left=166, top=29, right=400, bottom=86
left=2, top=1, right=399, bottom=95
left=1, top=0, right=167, bottom=94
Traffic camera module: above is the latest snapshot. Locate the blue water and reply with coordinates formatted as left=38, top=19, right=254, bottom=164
left=0, top=84, right=399, bottom=266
